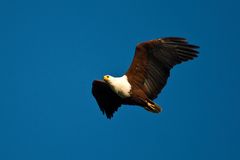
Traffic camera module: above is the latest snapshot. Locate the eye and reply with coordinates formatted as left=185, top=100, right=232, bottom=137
left=106, top=75, right=109, bottom=78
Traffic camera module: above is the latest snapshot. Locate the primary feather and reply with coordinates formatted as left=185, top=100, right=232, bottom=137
left=126, top=37, right=199, bottom=99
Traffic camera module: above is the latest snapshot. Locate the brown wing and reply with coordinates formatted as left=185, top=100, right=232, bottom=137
left=126, top=37, right=199, bottom=100
left=92, top=80, right=122, bottom=119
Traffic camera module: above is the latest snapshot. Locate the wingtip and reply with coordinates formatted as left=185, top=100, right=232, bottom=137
left=160, top=37, right=187, bottom=42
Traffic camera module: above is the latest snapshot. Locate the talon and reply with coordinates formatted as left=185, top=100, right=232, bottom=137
left=144, top=100, right=161, bottom=113
left=147, top=102, right=155, bottom=109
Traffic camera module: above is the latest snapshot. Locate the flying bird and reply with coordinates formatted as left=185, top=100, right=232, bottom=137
left=92, top=37, right=199, bottom=119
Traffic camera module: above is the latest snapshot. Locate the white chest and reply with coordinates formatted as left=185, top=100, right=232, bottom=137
left=108, top=75, right=131, bottom=98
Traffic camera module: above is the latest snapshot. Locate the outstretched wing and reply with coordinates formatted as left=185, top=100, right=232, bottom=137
left=126, top=37, right=199, bottom=100
left=92, top=80, right=122, bottom=119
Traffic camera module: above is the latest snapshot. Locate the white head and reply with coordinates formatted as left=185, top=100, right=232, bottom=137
left=103, top=74, right=131, bottom=98
left=103, top=75, right=113, bottom=83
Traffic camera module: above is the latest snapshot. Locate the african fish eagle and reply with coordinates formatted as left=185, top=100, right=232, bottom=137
left=92, top=37, right=199, bottom=119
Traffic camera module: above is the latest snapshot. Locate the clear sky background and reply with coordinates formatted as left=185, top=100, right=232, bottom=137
left=1, top=0, right=240, bottom=160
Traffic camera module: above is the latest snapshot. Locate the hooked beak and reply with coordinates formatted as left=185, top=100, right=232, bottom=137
left=103, top=75, right=108, bottom=81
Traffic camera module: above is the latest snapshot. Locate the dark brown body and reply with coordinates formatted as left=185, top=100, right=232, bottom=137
left=123, top=88, right=161, bottom=112
left=92, top=80, right=161, bottom=119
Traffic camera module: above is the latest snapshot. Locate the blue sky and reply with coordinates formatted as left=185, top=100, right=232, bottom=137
left=1, top=0, right=240, bottom=160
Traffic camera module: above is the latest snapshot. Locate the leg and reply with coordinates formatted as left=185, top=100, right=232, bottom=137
left=144, top=99, right=162, bottom=113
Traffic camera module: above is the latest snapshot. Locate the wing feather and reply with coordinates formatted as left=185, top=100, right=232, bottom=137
left=92, top=80, right=122, bottom=119
left=126, top=37, right=199, bottom=100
